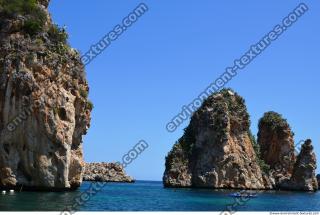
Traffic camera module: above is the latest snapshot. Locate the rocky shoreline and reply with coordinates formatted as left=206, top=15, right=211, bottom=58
left=83, top=163, right=134, bottom=183
left=163, top=89, right=319, bottom=191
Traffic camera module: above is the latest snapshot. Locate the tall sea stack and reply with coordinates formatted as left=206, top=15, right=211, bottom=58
left=257, top=112, right=296, bottom=184
left=0, top=0, right=91, bottom=190
left=164, top=89, right=271, bottom=189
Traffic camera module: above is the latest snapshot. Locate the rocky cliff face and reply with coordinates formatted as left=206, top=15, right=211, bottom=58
left=257, top=112, right=318, bottom=191
left=257, top=112, right=296, bottom=184
left=83, top=163, right=134, bottom=183
left=164, top=89, right=318, bottom=191
left=279, top=140, right=318, bottom=191
left=164, top=89, right=271, bottom=189
left=317, top=174, right=320, bottom=189
left=0, top=0, right=91, bottom=190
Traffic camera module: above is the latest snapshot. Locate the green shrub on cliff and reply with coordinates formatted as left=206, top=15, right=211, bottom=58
left=48, top=24, right=68, bottom=44
left=181, top=126, right=195, bottom=155
left=23, top=19, right=44, bottom=36
left=87, top=100, right=94, bottom=111
left=0, top=0, right=46, bottom=36
left=249, top=130, right=270, bottom=174
left=258, top=111, right=290, bottom=133
left=79, top=88, right=88, bottom=98
left=0, top=0, right=37, bottom=15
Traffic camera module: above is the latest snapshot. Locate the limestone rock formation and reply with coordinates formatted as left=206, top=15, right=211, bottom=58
left=164, top=89, right=318, bottom=192
left=83, top=163, right=134, bottom=183
left=164, top=89, right=271, bottom=189
left=317, top=174, right=320, bottom=189
left=0, top=0, right=91, bottom=190
left=279, top=140, right=318, bottom=191
left=257, top=112, right=296, bottom=184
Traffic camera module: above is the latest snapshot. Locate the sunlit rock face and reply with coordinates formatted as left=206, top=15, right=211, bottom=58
left=164, top=89, right=271, bottom=189
left=0, top=0, right=91, bottom=190
left=164, top=89, right=318, bottom=192
left=279, top=140, right=318, bottom=191
left=257, top=112, right=318, bottom=192
left=257, top=112, right=296, bottom=185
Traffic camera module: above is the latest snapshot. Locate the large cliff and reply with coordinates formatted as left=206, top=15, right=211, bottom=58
left=164, top=89, right=318, bottom=191
left=0, top=0, right=91, bottom=190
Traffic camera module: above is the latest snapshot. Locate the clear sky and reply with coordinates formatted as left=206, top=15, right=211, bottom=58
left=49, top=0, right=320, bottom=181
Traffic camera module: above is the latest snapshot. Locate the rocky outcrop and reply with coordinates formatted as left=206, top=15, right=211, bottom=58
left=164, top=89, right=318, bottom=192
left=317, top=174, right=320, bottom=189
left=257, top=112, right=296, bottom=184
left=164, top=89, right=271, bottom=189
left=0, top=0, right=91, bottom=190
left=83, top=163, right=134, bottom=183
left=257, top=113, right=318, bottom=191
left=279, top=140, right=318, bottom=191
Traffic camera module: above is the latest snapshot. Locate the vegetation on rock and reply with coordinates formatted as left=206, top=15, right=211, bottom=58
left=0, top=0, right=91, bottom=190
left=0, top=0, right=39, bottom=15
left=258, top=111, right=292, bottom=135
left=249, top=130, right=270, bottom=174
left=0, top=0, right=46, bottom=36
left=87, top=100, right=94, bottom=111
left=48, top=24, right=68, bottom=44
left=164, top=88, right=270, bottom=189
left=0, top=0, right=69, bottom=43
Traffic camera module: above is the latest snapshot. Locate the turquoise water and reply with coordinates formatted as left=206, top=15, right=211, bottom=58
left=0, top=181, right=319, bottom=211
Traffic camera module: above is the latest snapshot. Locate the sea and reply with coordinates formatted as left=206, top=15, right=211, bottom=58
left=0, top=181, right=319, bottom=211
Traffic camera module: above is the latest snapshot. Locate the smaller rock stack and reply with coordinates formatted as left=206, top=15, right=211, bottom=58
left=317, top=174, right=320, bottom=189
left=83, top=163, right=134, bottom=183
left=258, top=111, right=296, bottom=180
left=279, top=140, right=318, bottom=191
left=257, top=112, right=318, bottom=191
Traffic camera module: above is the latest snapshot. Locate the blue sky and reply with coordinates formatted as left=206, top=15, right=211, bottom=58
left=49, top=0, right=320, bottom=180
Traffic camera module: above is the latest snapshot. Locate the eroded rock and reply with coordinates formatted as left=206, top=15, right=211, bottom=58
left=83, top=163, right=134, bottom=183
left=257, top=112, right=296, bottom=184
left=279, top=140, right=318, bottom=191
left=164, top=89, right=271, bottom=189
left=164, top=89, right=318, bottom=192
left=0, top=0, right=91, bottom=190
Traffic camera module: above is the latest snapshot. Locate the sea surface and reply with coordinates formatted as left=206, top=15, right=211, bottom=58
left=0, top=181, right=319, bottom=211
